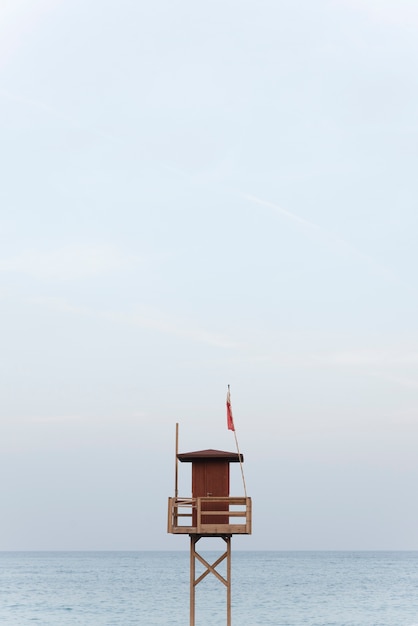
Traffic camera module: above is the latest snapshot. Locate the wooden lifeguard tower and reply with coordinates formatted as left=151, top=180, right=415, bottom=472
left=167, top=425, right=252, bottom=626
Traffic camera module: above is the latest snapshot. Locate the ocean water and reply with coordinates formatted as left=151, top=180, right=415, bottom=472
left=1, top=551, right=418, bottom=625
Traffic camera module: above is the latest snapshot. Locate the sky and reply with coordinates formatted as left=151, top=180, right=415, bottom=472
left=1, top=0, right=418, bottom=551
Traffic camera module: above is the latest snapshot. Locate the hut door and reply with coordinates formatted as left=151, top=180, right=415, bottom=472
left=205, top=461, right=229, bottom=497
left=192, top=461, right=229, bottom=525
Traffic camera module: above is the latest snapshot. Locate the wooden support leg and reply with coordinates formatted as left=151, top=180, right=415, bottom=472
left=190, top=535, right=196, bottom=626
left=190, top=535, right=232, bottom=626
left=226, top=536, right=231, bottom=626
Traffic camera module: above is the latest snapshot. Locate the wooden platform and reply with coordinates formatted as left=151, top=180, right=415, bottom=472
left=167, top=496, right=252, bottom=535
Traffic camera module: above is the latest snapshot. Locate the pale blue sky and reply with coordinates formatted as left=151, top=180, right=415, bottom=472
left=1, top=0, right=418, bottom=550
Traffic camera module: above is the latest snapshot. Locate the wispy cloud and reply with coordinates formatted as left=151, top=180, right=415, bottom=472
left=0, top=88, right=75, bottom=123
left=30, top=296, right=239, bottom=349
left=0, top=244, right=138, bottom=280
left=242, top=192, right=374, bottom=261
left=242, top=193, right=322, bottom=231
left=124, top=310, right=237, bottom=348
left=336, top=0, right=418, bottom=28
left=239, top=346, right=418, bottom=373
left=31, top=414, right=84, bottom=423
left=0, top=88, right=121, bottom=143
left=367, top=371, right=418, bottom=391
left=99, top=307, right=238, bottom=348
left=316, top=349, right=418, bottom=368
left=242, top=192, right=410, bottom=289
left=30, top=412, right=148, bottom=423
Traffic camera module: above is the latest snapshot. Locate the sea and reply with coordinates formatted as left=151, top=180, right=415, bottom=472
left=1, top=551, right=418, bottom=625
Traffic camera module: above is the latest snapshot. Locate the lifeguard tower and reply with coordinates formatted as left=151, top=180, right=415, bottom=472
left=167, top=424, right=252, bottom=626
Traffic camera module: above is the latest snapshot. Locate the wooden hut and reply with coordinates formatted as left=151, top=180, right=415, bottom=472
left=168, top=448, right=251, bottom=535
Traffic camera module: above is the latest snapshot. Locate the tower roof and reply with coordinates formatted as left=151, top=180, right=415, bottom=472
left=177, top=448, right=243, bottom=463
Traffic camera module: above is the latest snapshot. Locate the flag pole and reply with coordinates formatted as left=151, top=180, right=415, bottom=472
left=233, top=425, right=247, bottom=498
left=227, top=385, right=247, bottom=498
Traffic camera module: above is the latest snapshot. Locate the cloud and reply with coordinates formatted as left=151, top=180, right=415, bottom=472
left=31, top=415, right=84, bottom=423
left=0, top=88, right=121, bottom=143
left=0, top=244, right=138, bottom=280
left=241, top=346, right=418, bottom=373
left=242, top=192, right=320, bottom=231
left=317, top=349, right=418, bottom=368
left=123, top=310, right=238, bottom=348
left=242, top=192, right=411, bottom=290
left=30, top=412, right=148, bottom=423
left=100, top=308, right=239, bottom=349
left=242, top=192, right=370, bottom=260
left=30, top=296, right=239, bottom=349
left=367, top=371, right=418, bottom=391
left=335, top=0, right=418, bottom=28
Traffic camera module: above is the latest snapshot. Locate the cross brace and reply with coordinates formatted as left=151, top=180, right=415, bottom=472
left=189, top=535, right=232, bottom=626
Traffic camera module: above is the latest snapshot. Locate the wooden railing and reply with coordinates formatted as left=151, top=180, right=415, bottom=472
left=167, top=496, right=252, bottom=535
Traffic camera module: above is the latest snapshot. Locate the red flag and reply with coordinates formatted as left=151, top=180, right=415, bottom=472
left=226, top=387, right=235, bottom=431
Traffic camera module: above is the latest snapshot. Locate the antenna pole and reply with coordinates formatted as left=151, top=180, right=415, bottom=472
left=175, top=422, right=179, bottom=498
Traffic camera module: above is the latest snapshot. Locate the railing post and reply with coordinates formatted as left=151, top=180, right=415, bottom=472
left=246, top=497, right=252, bottom=534
left=196, top=498, right=201, bottom=533
left=167, top=497, right=172, bottom=533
